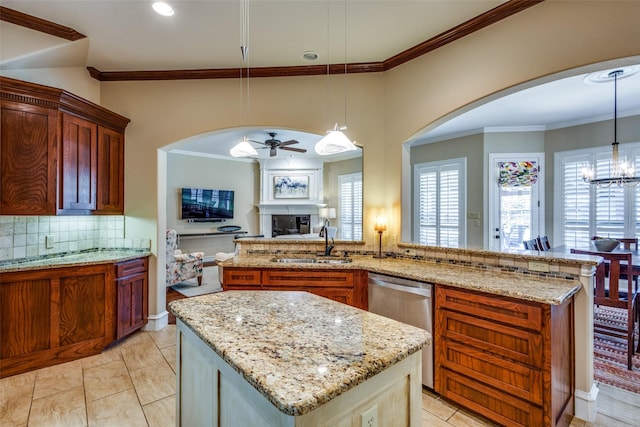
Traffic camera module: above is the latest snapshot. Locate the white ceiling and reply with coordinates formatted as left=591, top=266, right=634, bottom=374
left=2, top=1, right=639, bottom=155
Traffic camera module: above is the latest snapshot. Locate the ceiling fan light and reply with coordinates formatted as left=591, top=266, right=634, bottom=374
left=315, top=129, right=357, bottom=155
left=230, top=139, right=258, bottom=157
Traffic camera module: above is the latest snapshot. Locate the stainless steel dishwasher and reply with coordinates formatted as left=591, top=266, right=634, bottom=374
left=368, top=272, right=434, bottom=388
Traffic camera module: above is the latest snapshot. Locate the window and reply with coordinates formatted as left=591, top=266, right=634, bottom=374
left=556, top=143, right=640, bottom=248
left=414, top=158, right=466, bottom=247
left=338, top=172, right=362, bottom=240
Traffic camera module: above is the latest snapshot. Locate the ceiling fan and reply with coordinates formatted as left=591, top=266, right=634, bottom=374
left=249, top=132, right=307, bottom=157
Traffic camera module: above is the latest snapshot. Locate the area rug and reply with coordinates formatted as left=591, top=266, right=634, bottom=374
left=593, top=305, right=640, bottom=394
left=170, top=266, right=222, bottom=297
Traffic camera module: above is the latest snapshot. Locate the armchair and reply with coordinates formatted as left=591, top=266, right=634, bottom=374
left=166, top=229, right=205, bottom=287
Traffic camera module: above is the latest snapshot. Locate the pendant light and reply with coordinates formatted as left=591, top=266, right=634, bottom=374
left=230, top=0, right=258, bottom=158
left=582, top=69, right=640, bottom=187
left=315, top=0, right=357, bottom=156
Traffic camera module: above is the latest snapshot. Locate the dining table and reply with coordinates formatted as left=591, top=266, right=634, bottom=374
left=552, top=244, right=640, bottom=281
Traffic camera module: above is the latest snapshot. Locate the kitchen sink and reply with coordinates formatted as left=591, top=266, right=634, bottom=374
left=314, top=257, right=352, bottom=264
left=272, top=258, right=317, bottom=264
left=271, top=257, right=352, bottom=264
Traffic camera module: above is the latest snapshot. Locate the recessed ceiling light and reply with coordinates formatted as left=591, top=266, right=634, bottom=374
left=152, top=2, right=174, bottom=17
left=302, top=51, right=319, bottom=61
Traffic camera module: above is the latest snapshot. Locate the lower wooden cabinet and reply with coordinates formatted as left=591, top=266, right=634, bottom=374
left=221, top=267, right=368, bottom=310
left=435, top=285, right=574, bottom=427
left=0, top=257, right=148, bottom=378
left=115, top=258, right=149, bottom=340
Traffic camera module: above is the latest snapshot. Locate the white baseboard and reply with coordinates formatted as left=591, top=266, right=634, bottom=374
left=144, top=310, right=169, bottom=331
left=574, top=384, right=599, bottom=422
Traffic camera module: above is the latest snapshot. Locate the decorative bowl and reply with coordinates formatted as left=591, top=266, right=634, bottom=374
left=592, top=239, right=620, bottom=252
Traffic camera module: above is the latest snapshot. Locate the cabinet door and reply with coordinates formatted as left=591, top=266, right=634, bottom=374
left=117, top=273, right=148, bottom=339
left=0, top=100, right=58, bottom=215
left=61, top=113, right=97, bottom=211
left=115, top=258, right=148, bottom=340
left=0, top=265, right=114, bottom=378
left=96, top=127, right=124, bottom=213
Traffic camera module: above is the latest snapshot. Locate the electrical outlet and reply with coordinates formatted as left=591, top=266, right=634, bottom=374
left=45, top=234, right=55, bottom=249
left=361, top=405, right=377, bottom=427
left=528, top=260, right=549, bottom=272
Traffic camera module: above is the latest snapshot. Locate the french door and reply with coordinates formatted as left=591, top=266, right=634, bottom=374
left=488, top=153, right=545, bottom=251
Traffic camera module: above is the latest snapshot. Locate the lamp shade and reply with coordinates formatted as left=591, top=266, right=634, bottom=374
left=315, top=128, right=357, bottom=155
left=374, top=216, right=387, bottom=232
left=319, top=207, right=336, bottom=219
left=230, top=138, right=258, bottom=157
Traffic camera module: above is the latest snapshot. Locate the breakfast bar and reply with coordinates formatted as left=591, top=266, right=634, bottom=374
left=169, top=291, right=430, bottom=426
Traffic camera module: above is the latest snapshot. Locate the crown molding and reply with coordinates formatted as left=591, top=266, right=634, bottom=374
left=0, top=6, right=86, bottom=41
left=1, top=1, right=543, bottom=81
left=383, top=0, right=543, bottom=70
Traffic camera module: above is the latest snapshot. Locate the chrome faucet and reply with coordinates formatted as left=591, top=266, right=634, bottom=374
left=320, top=219, right=334, bottom=256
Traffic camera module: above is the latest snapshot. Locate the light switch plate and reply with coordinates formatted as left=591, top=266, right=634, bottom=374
left=45, top=235, right=55, bottom=249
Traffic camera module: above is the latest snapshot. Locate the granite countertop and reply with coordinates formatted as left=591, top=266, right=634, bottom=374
left=169, top=291, right=430, bottom=416
left=0, top=249, right=151, bottom=273
left=220, top=254, right=581, bottom=305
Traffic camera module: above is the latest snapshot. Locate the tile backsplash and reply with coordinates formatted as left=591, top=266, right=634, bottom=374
left=0, top=216, right=150, bottom=262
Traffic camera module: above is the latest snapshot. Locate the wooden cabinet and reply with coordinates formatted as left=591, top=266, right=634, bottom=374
left=0, top=76, right=129, bottom=215
left=0, top=99, right=58, bottom=215
left=221, top=267, right=368, bottom=310
left=0, top=264, right=115, bottom=378
left=60, top=113, right=97, bottom=212
left=96, top=126, right=125, bottom=213
left=115, top=258, right=149, bottom=340
left=0, top=257, right=148, bottom=378
left=435, top=286, right=574, bottom=427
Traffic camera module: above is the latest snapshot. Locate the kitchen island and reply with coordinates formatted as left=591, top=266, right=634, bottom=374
left=169, top=291, right=430, bottom=426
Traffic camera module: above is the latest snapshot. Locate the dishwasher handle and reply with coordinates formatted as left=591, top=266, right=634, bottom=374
left=368, top=276, right=432, bottom=298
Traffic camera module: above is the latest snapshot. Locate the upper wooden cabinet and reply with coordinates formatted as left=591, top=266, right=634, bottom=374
left=0, top=100, right=58, bottom=215
left=0, top=76, right=130, bottom=215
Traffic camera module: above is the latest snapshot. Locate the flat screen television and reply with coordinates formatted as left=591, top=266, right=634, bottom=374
left=181, top=188, right=234, bottom=221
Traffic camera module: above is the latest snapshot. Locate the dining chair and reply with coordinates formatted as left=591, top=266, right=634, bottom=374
left=616, top=238, right=639, bottom=291
left=619, top=237, right=639, bottom=250
left=571, top=248, right=638, bottom=369
left=536, top=235, right=551, bottom=251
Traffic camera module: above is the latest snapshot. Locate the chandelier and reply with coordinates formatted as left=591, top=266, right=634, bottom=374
left=582, top=69, right=640, bottom=187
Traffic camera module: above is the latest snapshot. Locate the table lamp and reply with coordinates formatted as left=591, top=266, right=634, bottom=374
left=373, top=216, right=387, bottom=258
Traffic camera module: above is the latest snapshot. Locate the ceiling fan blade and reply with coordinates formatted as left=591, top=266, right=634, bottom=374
left=270, top=147, right=277, bottom=157
left=281, top=146, right=307, bottom=153
left=247, top=139, right=266, bottom=145
left=278, top=139, right=299, bottom=146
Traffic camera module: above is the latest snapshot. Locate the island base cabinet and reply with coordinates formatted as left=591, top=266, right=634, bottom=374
left=435, top=286, right=574, bottom=427
left=176, top=319, right=424, bottom=426
left=221, top=267, right=368, bottom=310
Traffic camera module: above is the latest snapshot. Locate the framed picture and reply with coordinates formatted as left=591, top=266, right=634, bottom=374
left=274, top=175, right=309, bottom=199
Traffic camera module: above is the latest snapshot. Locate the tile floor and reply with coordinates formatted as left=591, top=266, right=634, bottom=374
left=1, top=326, right=638, bottom=426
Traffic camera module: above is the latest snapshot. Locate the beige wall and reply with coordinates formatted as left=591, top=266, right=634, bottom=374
left=165, top=153, right=259, bottom=254
left=166, top=153, right=259, bottom=234
left=384, top=0, right=640, bottom=239
left=323, top=156, right=362, bottom=215
left=6, top=0, right=640, bottom=331
left=411, top=134, right=484, bottom=246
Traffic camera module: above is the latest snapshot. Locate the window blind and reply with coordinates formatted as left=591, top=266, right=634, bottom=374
left=414, top=158, right=465, bottom=247
left=338, top=173, right=362, bottom=240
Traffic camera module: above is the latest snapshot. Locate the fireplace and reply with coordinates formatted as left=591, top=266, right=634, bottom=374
left=258, top=204, right=320, bottom=238
left=271, top=215, right=310, bottom=237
